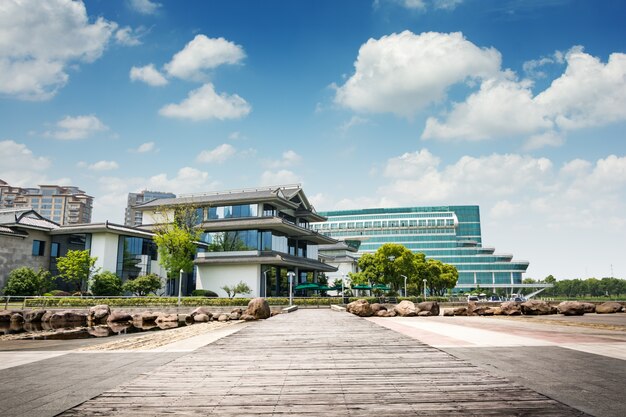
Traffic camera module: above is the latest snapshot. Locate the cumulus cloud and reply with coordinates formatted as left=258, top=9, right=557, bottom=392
left=0, top=0, right=117, bottom=100
left=377, top=0, right=462, bottom=11
left=128, top=0, right=161, bottom=15
left=129, top=142, right=157, bottom=153
left=339, top=116, right=369, bottom=133
left=45, top=115, right=108, bottom=140
left=265, top=150, right=303, bottom=169
left=159, top=83, right=251, bottom=121
left=115, top=26, right=146, bottom=46
left=164, top=35, right=245, bottom=81
left=334, top=31, right=501, bottom=117
left=259, top=170, right=301, bottom=186
left=0, top=140, right=52, bottom=186
left=422, top=47, right=626, bottom=147
left=197, top=144, right=236, bottom=164
left=130, top=64, right=168, bottom=86
left=78, top=160, right=119, bottom=171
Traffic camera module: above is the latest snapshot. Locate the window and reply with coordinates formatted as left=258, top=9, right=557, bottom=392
left=32, top=240, right=45, bottom=256
left=51, top=242, right=60, bottom=258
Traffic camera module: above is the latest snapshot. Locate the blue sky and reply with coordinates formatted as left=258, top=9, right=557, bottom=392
left=1, top=0, right=625, bottom=281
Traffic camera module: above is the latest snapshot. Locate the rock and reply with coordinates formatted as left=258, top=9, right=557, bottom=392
left=88, top=305, right=110, bottom=323
left=135, top=312, right=160, bottom=323
left=557, top=301, right=586, bottom=316
left=108, top=322, right=132, bottom=333
left=231, top=308, right=243, bottom=315
left=157, top=321, right=177, bottom=330
left=156, top=313, right=178, bottom=323
left=452, top=306, right=468, bottom=316
left=370, top=303, right=387, bottom=314
left=596, top=302, right=624, bottom=314
left=520, top=300, right=553, bottom=315
left=417, top=301, right=440, bottom=316
left=229, top=312, right=241, bottom=320
left=41, top=310, right=54, bottom=323
left=346, top=299, right=373, bottom=317
left=190, top=307, right=212, bottom=320
left=443, top=308, right=455, bottom=316
left=470, top=304, right=494, bottom=316
left=0, top=310, right=15, bottom=322
left=49, top=311, right=87, bottom=328
left=580, top=302, right=596, bottom=313
left=23, top=322, right=43, bottom=332
left=177, top=314, right=189, bottom=323
left=10, top=313, right=24, bottom=324
left=500, top=302, right=522, bottom=316
left=245, top=298, right=271, bottom=320
left=107, top=311, right=133, bottom=323
left=240, top=314, right=256, bottom=321
left=488, top=307, right=504, bottom=316
left=394, top=300, right=417, bottom=317
left=375, top=310, right=388, bottom=317
left=88, top=326, right=113, bottom=337
left=385, top=309, right=397, bottom=317
left=194, top=313, right=210, bottom=323
left=217, top=314, right=230, bottom=322
left=24, top=309, right=46, bottom=323
left=417, top=310, right=432, bottom=316
left=270, top=310, right=281, bottom=317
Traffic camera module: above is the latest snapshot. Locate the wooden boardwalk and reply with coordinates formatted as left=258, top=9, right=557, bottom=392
left=62, top=309, right=588, bottom=416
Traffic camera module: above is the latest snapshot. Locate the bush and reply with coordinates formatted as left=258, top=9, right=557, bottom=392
left=3, top=267, right=53, bottom=296
left=191, top=289, right=218, bottom=297
left=91, top=271, right=123, bottom=296
left=50, top=290, right=71, bottom=296
left=122, top=274, right=163, bottom=296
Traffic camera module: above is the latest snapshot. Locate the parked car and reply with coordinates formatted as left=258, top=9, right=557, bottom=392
left=488, top=295, right=501, bottom=302
left=511, top=296, right=526, bottom=302
left=467, top=295, right=479, bottom=302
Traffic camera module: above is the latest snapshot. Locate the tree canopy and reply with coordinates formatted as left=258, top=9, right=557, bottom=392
left=122, top=273, right=162, bottom=296
left=3, top=267, right=53, bottom=296
left=56, top=249, right=98, bottom=292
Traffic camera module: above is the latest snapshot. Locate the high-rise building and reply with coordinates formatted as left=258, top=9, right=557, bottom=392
left=313, top=205, right=529, bottom=291
left=125, top=191, right=176, bottom=226
left=0, top=179, right=93, bottom=225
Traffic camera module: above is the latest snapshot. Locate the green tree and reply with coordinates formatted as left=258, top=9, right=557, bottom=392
left=56, top=249, right=98, bottom=293
left=3, top=267, right=53, bottom=296
left=221, top=281, right=252, bottom=298
left=91, top=271, right=123, bottom=296
left=153, top=204, right=202, bottom=279
left=122, top=273, right=162, bottom=296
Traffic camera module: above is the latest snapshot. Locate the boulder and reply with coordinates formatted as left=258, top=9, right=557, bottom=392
left=217, top=314, right=230, bottom=322
left=520, top=300, right=553, bottom=315
left=0, top=310, right=15, bottom=322
left=229, top=312, right=241, bottom=320
left=190, top=307, right=212, bottom=320
left=10, top=313, right=24, bottom=324
left=24, top=309, right=46, bottom=323
left=417, top=310, right=433, bottom=316
left=88, top=305, right=111, bottom=323
left=108, top=321, right=132, bottom=333
left=346, top=299, right=373, bottom=317
left=443, top=308, right=455, bottom=317
left=135, top=312, right=160, bottom=323
left=41, top=310, right=54, bottom=323
left=452, top=306, right=468, bottom=316
left=107, top=311, right=133, bottom=323
left=557, top=301, right=586, bottom=316
left=240, top=314, right=256, bottom=321
left=394, top=300, right=417, bottom=317
left=157, top=321, right=177, bottom=330
left=23, top=322, right=43, bottom=333
left=417, top=301, right=440, bottom=316
left=487, top=307, right=504, bottom=316
left=470, top=304, right=494, bottom=316
left=500, top=302, right=522, bottom=316
left=245, top=298, right=271, bottom=320
left=194, top=313, right=210, bottom=323
left=88, top=326, right=113, bottom=337
left=375, top=310, right=388, bottom=317
left=596, top=302, right=624, bottom=314
left=231, top=308, right=243, bottom=315
left=370, top=303, right=387, bottom=314
left=580, top=302, right=596, bottom=313
left=270, top=310, right=281, bottom=317
left=155, top=313, right=178, bottom=323
left=49, top=311, right=87, bottom=327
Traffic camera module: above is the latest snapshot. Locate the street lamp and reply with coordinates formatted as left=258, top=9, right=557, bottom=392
left=178, top=269, right=184, bottom=306
left=341, top=273, right=345, bottom=304
left=400, top=275, right=407, bottom=297
left=422, top=278, right=427, bottom=300
left=287, top=271, right=295, bottom=306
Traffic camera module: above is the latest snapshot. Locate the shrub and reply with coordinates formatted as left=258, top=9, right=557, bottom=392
left=122, top=274, right=163, bottom=296
left=51, top=290, right=71, bottom=296
left=191, top=289, right=218, bottom=297
left=3, top=267, right=53, bottom=296
left=91, top=271, right=123, bottom=296
left=221, top=281, right=252, bottom=299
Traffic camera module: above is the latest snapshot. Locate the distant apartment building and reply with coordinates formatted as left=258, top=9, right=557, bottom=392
left=0, top=179, right=93, bottom=225
left=125, top=190, right=176, bottom=226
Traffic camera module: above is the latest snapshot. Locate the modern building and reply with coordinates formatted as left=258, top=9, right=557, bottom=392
left=125, top=190, right=176, bottom=227
left=0, top=179, right=93, bottom=225
left=0, top=208, right=167, bottom=293
left=136, top=185, right=338, bottom=298
left=313, top=206, right=530, bottom=292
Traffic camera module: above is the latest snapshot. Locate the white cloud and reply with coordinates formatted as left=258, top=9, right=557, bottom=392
left=259, top=170, right=301, bottom=186
left=130, top=64, right=168, bottom=86
left=164, top=35, right=245, bottom=81
left=489, top=200, right=520, bottom=219
left=78, top=160, right=119, bottom=171
left=229, top=131, right=242, bottom=140
left=423, top=47, right=626, bottom=146
left=115, top=26, right=145, bottom=46
left=265, top=150, right=303, bottom=169
left=45, top=115, right=108, bottom=140
left=379, top=0, right=462, bottom=11
left=433, top=0, right=463, bottom=10
left=339, top=116, right=369, bottom=133
left=334, top=31, right=501, bottom=117
left=400, top=0, right=427, bottom=10
left=0, top=140, right=52, bottom=186
left=128, top=0, right=161, bottom=15
left=197, top=143, right=236, bottom=164
left=159, top=83, right=251, bottom=121
left=0, top=0, right=117, bottom=100
left=131, top=142, right=157, bottom=153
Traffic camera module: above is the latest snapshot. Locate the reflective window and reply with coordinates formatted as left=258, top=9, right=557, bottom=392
left=32, top=240, right=45, bottom=256
left=208, top=204, right=258, bottom=220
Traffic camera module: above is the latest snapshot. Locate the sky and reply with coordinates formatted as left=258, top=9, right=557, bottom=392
left=1, top=0, right=625, bottom=281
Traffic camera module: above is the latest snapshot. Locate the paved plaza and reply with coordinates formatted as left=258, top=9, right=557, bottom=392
left=0, top=309, right=624, bottom=416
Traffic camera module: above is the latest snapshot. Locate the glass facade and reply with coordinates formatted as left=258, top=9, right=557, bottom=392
left=116, top=236, right=158, bottom=281
left=314, top=206, right=528, bottom=289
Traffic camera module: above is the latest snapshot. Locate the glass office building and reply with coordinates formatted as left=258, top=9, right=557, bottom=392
left=313, top=206, right=528, bottom=290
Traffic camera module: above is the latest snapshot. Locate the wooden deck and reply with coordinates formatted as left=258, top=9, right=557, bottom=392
left=62, top=309, right=587, bottom=416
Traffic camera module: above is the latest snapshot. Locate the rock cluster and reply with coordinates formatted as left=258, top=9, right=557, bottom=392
left=345, top=299, right=439, bottom=318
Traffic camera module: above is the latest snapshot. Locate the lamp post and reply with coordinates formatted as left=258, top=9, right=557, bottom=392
left=341, top=273, right=345, bottom=304
left=422, top=278, right=427, bottom=301
left=400, top=275, right=407, bottom=297
left=287, top=271, right=295, bottom=306
left=178, top=269, right=184, bottom=306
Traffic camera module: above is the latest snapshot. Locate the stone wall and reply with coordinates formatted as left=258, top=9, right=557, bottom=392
left=0, top=231, right=51, bottom=290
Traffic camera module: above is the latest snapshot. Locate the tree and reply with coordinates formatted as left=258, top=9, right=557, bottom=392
left=3, top=267, right=53, bottom=296
left=56, top=250, right=98, bottom=293
left=221, top=281, right=252, bottom=298
left=91, top=271, right=123, bottom=296
left=122, top=273, right=162, bottom=296
left=153, top=204, right=202, bottom=280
